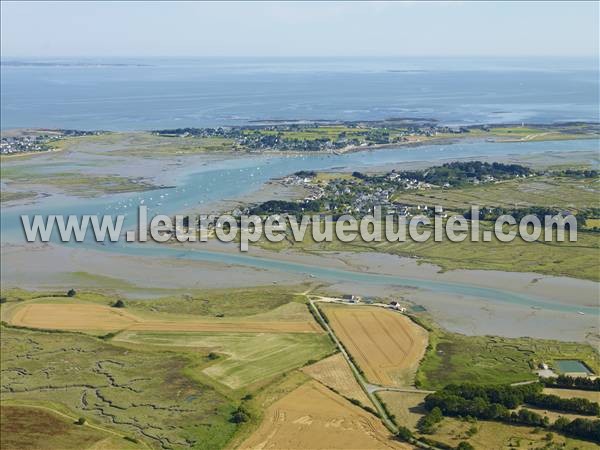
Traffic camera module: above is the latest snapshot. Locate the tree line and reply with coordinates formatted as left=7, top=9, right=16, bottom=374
left=542, top=375, right=600, bottom=391
left=423, top=383, right=600, bottom=443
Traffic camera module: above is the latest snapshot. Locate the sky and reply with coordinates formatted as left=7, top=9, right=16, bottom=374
left=1, top=1, right=598, bottom=58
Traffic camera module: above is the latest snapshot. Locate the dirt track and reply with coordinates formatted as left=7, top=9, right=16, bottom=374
left=8, top=304, right=322, bottom=333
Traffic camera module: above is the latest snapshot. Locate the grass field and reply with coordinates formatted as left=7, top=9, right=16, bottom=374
left=376, top=391, right=428, bottom=430
left=0, top=325, right=239, bottom=450
left=391, top=175, right=599, bottom=211
left=322, top=305, right=428, bottom=387
left=50, top=132, right=236, bottom=156
left=543, top=388, right=600, bottom=403
left=0, top=190, right=37, bottom=203
left=0, top=165, right=157, bottom=197
left=302, top=353, right=373, bottom=407
left=429, top=417, right=598, bottom=450
left=125, top=285, right=308, bottom=317
left=415, top=323, right=600, bottom=390
left=260, top=219, right=600, bottom=281
left=239, top=380, right=409, bottom=450
left=115, top=331, right=334, bottom=390
left=0, top=405, right=140, bottom=450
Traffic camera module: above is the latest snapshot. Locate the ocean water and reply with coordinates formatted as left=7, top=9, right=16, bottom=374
left=1, top=57, right=598, bottom=130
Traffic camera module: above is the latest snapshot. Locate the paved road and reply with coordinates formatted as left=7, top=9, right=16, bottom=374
left=365, top=383, right=434, bottom=395
left=308, top=299, right=443, bottom=450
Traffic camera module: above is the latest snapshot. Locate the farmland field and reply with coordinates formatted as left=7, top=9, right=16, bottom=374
left=115, top=331, right=335, bottom=389
left=429, top=417, right=598, bottom=450
left=239, top=381, right=409, bottom=450
left=376, top=391, right=428, bottom=430
left=302, top=353, right=373, bottom=407
left=543, top=388, right=600, bottom=403
left=322, top=305, right=428, bottom=387
left=7, top=303, right=322, bottom=334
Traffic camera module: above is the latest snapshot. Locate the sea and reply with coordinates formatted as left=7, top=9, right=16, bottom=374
left=1, top=57, right=599, bottom=130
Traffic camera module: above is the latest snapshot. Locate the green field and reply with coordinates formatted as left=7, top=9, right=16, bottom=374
left=259, top=220, right=600, bottom=281
left=125, top=285, right=308, bottom=317
left=115, top=331, right=334, bottom=390
left=50, top=132, right=236, bottom=156
left=429, top=417, right=598, bottom=450
left=391, top=175, right=600, bottom=212
left=0, top=405, right=141, bottom=450
left=1, top=325, right=239, bottom=450
left=415, top=321, right=600, bottom=390
left=1, top=165, right=157, bottom=197
left=0, top=190, right=38, bottom=203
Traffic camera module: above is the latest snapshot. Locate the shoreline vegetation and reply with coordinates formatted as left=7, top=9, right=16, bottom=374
left=2, top=119, right=599, bottom=158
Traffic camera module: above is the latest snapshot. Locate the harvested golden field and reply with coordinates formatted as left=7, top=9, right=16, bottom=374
left=239, top=381, right=410, bottom=450
left=8, top=303, right=321, bottom=333
left=377, top=391, right=428, bottom=430
left=302, top=353, right=372, bottom=407
left=323, top=306, right=428, bottom=386
left=543, top=388, right=600, bottom=403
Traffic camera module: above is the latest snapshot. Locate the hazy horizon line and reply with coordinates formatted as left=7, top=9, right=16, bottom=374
left=1, top=54, right=599, bottom=60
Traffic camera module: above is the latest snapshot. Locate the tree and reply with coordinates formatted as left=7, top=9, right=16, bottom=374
left=112, top=299, right=125, bottom=308
left=67, top=289, right=76, bottom=297
left=417, top=406, right=444, bottom=434
left=230, top=406, right=250, bottom=423
left=456, top=442, right=475, bottom=450
left=75, top=417, right=86, bottom=425
left=395, top=426, right=413, bottom=442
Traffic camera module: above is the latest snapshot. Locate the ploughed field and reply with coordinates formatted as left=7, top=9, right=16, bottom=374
left=322, top=305, right=428, bottom=387
left=239, top=381, right=410, bottom=450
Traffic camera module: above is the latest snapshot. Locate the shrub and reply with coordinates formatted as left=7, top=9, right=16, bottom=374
left=417, top=406, right=444, bottom=434
left=112, top=299, right=125, bottom=308
left=395, top=426, right=413, bottom=442
left=230, top=406, right=250, bottom=423
left=67, top=289, right=76, bottom=297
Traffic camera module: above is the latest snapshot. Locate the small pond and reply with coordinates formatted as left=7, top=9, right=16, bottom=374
left=555, top=360, right=592, bottom=374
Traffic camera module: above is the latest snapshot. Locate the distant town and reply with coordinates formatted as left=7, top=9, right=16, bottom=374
left=0, top=129, right=105, bottom=155
left=152, top=120, right=600, bottom=153
left=242, top=162, right=599, bottom=230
